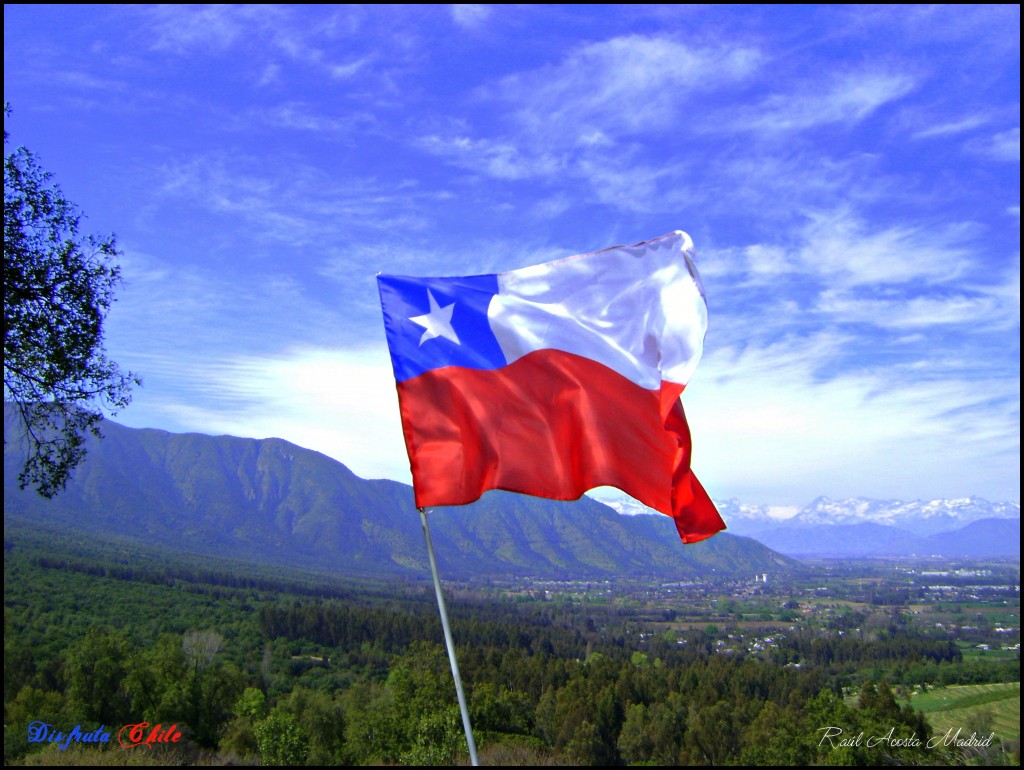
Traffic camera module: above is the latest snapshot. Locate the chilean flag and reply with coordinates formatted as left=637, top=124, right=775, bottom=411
left=377, top=231, right=725, bottom=544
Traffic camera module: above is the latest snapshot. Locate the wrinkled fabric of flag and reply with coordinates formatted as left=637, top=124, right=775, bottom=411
left=377, top=231, right=725, bottom=544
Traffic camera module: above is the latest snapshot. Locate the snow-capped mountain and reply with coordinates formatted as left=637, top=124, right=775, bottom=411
left=587, top=491, right=1020, bottom=557
left=591, top=493, right=799, bottom=523
left=790, top=496, right=1020, bottom=536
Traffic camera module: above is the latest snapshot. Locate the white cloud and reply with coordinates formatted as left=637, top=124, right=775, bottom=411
left=141, top=346, right=412, bottom=483
left=708, top=150, right=894, bottom=227
left=258, top=62, right=282, bottom=86
left=328, top=56, right=373, bottom=80
left=155, top=152, right=433, bottom=244
left=416, top=133, right=691, bottom=213
left=322, top=234, right=577, bottom=284
left=879, top=3, right=1020, bottom=49
left=912, top=114, right=989, bottom=139
left=415, top=33, right=759, bottom=201
left=259, top=102, right=374, bottom=133
left=705, top=210, right=984, bottom=299
left=797, top=209, right=977, bottom=288
left=968, top=127, right=1020, bottom=162
left=744, top=244, right=794, bottom=279
left=413, top=35, right=763, bottom=211
left=498, top=35, right=761, bottom=142
left=52, top=70, right=131, bottom=92
left=686, top=336, right=1020, bottom=502
left=451, top=5, right=491, bottom=30
left=731, top=69, right=916, bottom=134
left=145, top=5, right=256, bottom=53
left=572, top=154, right=682, bottom=213
left=138, top=5, right=388, bottom=86
left=416, top=135, right=565, bottom=180
left=692, top=246, right=746, bottom=281
left=816, top=291, right=1002, bottom=329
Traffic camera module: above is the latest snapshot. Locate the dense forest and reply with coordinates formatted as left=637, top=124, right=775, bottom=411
left=4, top=526, right=1018, bottom=765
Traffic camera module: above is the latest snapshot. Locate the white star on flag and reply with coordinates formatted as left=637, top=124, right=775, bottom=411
left=410, top=289, right=461, bottom=346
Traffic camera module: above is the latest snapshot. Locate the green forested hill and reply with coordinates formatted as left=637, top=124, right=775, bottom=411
left=4, top=415, right=795, bottom=579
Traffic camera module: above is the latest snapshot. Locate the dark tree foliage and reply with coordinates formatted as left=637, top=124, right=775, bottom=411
left=4, top=105, right=137, bottom=497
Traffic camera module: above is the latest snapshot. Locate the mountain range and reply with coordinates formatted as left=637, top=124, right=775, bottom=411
left=597, top=494, right=1021, bottom=558
left=4, top=416, right=795, bottom=580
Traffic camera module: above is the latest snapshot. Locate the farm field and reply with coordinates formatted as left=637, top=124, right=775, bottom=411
left=912, top=682, right=1020, bottom=743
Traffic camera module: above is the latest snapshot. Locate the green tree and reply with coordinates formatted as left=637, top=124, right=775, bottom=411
left=235, top=687, right=269, bottom=720
left=470, top=682, right=533, bottom=738
left=283, top=687, right=348, bottom=765
left=4, top=105, right=137, bottom=497
left=64, top=627, right=132, bottom=726
left=124, top=634, right=190, bottom=723
left=4, top=685, right=66, bottom=761
left=220, top=688, right=267, bottom=760
left=617, top=703, right=654, bottom=764
left=254, top=707, right=309, bottom=766
left=342, top=682, right=404, bottom=764
left=617, top=693, right=688, bottom=765
left=123, top=631, right=241, bottom=748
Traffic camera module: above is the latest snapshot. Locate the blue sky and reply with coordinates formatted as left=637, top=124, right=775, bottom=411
left=4, top=5, right=1019, bottom=505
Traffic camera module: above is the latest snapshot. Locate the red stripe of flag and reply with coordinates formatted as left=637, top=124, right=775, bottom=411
left=396, top=348, right=725, bottom=543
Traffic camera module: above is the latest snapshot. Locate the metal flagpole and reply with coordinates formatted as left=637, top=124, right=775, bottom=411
left=419, top=507, right=480, bottom=766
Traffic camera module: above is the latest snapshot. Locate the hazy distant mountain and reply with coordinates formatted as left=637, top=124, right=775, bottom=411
left=749, top=520, right=1020, bottom=559
left=751, top=522, right=919, bottom=558
left=4, top=415, right=795, bottom=580
left=915, top=518, right=1021, bottom=558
